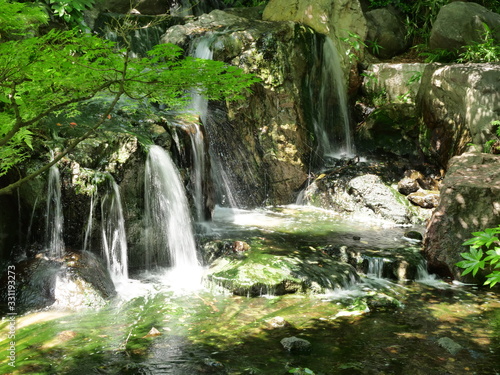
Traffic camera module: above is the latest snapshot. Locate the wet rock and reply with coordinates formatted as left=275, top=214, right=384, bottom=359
left=437, top=337, right=464, bottom=356
left=205, top=246, right=359, bottom=296
left=262, top=0, right=367, bottom=72
left=280, top=336, right=311, bottom=353
left=162, top=10, right=314, bottom=206
left=0, top=251, right=115, bottom=313
left=302, top=171, right=423, bottom=225
left=324, top=245, right=423, bottom=282
left=407, top=190, right=440, bottom=209
left=366, top=293, right=402, bottom=311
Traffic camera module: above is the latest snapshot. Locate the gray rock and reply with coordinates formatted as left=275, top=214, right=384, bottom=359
left=0, top=251, right=115, bottom=312
left=437, top=337, right=463, bottom=356
left=398, top=177, right=419, bottom=195
left=362, top=63, right=427, bottom=105
left=280, top=336, right=312, bottom=353
left=348, top=174, right=415, bottom=224
left=423, top=152, right=500, bottom=280
left=365, top=7, right=411, bottom=59
left=430, top=2, right=500, bottom=52
left=417, top=63, right=500, bottom=167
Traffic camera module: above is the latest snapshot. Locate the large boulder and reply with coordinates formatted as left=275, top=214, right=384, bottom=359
left=162, top=10, right=317, bottom=206
left=430, top=2, right=500, bottom=52
left=0, top=251, right=116, bottom=313
left=301, top=172, right=423, bottom=225
left=365, top=7, right=411, bottom=59
left=362, top=63, right=427, bottom=105
left=262, top=0, right=367, bottom=72
left=423, top=152, right=500, bottom=280
left=417, top=63, right=500, bottom=168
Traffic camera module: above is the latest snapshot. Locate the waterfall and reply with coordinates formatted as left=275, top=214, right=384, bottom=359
left=100, top=176, right=129, bottom=283
left=83, top=190, right=97, bottom=252
left=188, top=123, right=206, bottom=222
left=309, top=37, right=354, bottom=161
left=188, top=36, right=246, bottom=208
left=366, top=257, right=386, bottom=278
left=45, top=165, right=64, bottom=258
left=144, top=145, right=199, bottom=270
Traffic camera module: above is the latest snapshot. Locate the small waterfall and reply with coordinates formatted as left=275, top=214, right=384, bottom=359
left=45, top=165, right=64, bottom=258
left=25, top=196, right=38, bottom=251
left=188, top=124, right=206, bottom=222
left=100, top=176, right=129, bottom=283
left=188, top=37, right=241, bottom=208
left=83, top=190, right=97, bottom=252
left=308, top=37, right=354, bottom=161
left=416, top=259, right=438, bottom=283
left=366, top=257, right=386, bottom=278
left=144, top=145, right=199, bottom=270
left=190, top=37, right=213, bottom=125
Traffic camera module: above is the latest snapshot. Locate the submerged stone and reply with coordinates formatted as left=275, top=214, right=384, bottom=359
left=437, top=337, right=464, bottom=356
left=280, top=336, right=312, bottom=353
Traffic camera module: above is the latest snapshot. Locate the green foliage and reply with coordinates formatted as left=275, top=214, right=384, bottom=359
left=340, top=31, right=367, bottom=63
left=483, top=120, right=500, bottom=154
left=456, top=226, right=500, bottom=287
left=0, top=0, right=48, bottom=39
left=415, top=45, right=457, bottom=63
left=0, top=2, right=258, bottom=194
left=41, top=0, right=95, bottom=27
left=457, top=23, right=500, bottom=63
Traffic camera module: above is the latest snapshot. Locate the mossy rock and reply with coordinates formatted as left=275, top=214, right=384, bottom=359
left=205, top=246, right=359, bottom=296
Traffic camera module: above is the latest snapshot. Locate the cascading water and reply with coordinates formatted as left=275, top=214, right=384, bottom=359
left=83, top=190, right=97, bottom=252
left=188, top=36, right=242, bottom=208
left=308, top=36, right=354, bottom=161
left=188, top=123, right=206, bottom=222
left=366, top=257, right=386, bottom=278
left=100, top=176, right=129, bottom=283
left=45, top=164, right=64, bottom=258
left=144, top=145, right=199, bottom=272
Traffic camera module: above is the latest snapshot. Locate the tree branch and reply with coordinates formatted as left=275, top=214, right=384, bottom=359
left=0, top=88, right=125, bottom=196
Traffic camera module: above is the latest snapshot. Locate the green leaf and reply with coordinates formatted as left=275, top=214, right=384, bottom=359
left=456, top=248, right=485, bottom=276
left=484, top=271, right=500, bottom=287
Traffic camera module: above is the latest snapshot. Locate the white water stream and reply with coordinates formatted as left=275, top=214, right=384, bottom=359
left=100, top=176, right=129, bottom=283
left=144, top=145, right=200, bottom=271
left=45, top=165, right=64, bottom=258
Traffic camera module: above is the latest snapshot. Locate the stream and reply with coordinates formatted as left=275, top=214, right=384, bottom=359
left=1, top=206, right=499, bottom=375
